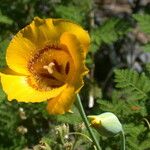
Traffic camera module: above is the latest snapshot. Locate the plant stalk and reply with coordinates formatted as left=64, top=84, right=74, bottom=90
left=76, top=94, right=101, bottom=150
left=121, top=130, right=125, bottom=150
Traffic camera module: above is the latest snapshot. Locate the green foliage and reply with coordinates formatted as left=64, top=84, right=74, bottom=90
left=0, top=11, right=13, bottom=25
left=0, top=86, right=6, bottom=102
left=145, top=63, right=150, bottom=75
left=141, top=43, right=150, bottom=52
left=54, top=0, right=91, bottom=27
left=96, top=68, right=150, bottom=149
left=54, top=105, right=82, bottom=124
left=90, top=17, right=131, bottom=52
left=114, top=69, right=150, bottom=101
left=0, top=101, right=27, bottom=150
left=134, top=13, right=150, bottom=54
left=99, top=18, right=131, bottom=44
left=0, top=39, right=9, bottom=68
left=133, top=13, right=150, bottom=34
left=124, top=123, right=150, bottom=150
left=55, top=5, right=85, bottom=24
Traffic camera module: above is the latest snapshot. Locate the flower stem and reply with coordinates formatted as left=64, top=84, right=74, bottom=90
left=121, top=130, right=125, bottom=150
left=76, top=94, right=101, bottom=150
left=68, top=132, right=97, bottom=150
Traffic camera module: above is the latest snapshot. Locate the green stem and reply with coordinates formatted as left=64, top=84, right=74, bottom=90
left=121, top=130, right=125, bottom=150
left=75, top=94, right=101, bottom=150
left=68, top=132, right=97, bottom=150
left=68, top=132, right=93, bottom=142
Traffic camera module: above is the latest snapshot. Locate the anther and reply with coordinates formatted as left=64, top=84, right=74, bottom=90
left=43, top=62, right=55, bottom=74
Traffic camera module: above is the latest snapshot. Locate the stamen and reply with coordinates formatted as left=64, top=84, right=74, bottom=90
left=43, top=62, right=55, bottom=74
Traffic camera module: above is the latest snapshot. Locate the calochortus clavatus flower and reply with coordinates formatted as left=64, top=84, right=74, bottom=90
left=88, top=112, right=123, bottom=137
left=0, top=17, right=90, bottom=114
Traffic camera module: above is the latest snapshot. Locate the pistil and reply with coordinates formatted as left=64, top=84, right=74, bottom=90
left=43, top=62, right=55, bottom=74
left=43, top=62, right=66, bottom=82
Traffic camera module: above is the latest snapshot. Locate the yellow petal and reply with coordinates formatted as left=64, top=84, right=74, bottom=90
left=47, top=86, right=75, bottom=114
left=6, top=34, right=35, bottom=75
left=0, top=72, right=67, bottom=102
left=60, top=32, right=88, bottom=91
left=27, top=17, right=58, bottom=46
left=53, top=19, right=90, bottom=54
left=6, top=17, right=57, bottom=75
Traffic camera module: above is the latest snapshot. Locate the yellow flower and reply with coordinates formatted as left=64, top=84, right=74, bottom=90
left=0, top=17, right=90, bottom=114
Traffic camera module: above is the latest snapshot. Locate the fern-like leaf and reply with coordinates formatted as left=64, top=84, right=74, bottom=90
left=114, top=69, right=150, bottom=100
left=133, top=13, right=150, bottom=34
left=90, top=17, right=131, bottom=52
left=99, top=18, right=131, bottom=44
left=54, top=5, right=84, bottom=24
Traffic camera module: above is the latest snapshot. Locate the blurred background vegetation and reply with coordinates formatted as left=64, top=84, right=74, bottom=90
left=0, top=0, right=150, bottom=149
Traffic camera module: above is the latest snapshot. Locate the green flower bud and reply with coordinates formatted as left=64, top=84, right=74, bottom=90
left=88, top=112, right=123, bottom=137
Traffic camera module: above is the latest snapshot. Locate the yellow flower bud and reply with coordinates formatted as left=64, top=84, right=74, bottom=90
left=88, top=112, right=123, bottom=137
